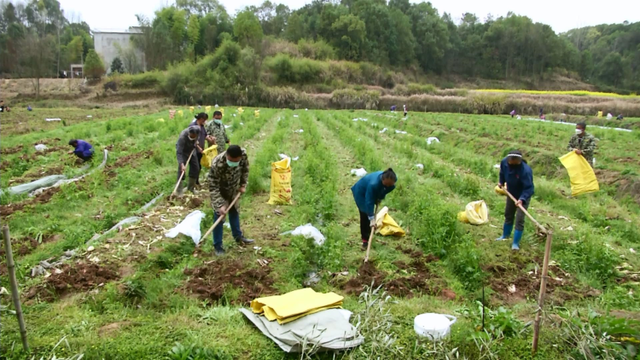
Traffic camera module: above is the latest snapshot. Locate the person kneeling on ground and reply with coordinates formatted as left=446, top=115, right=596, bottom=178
left=351, top=168, right=397, bottom=250
left=176, top=126, right=201, bottom=194
left=209, top=144, right=254, bottom=256
left=68, top=139, right=94, bottom=162
left=496, top=150, right=535, bottom=251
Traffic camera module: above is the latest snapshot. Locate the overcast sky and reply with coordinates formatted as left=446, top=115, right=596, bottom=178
left=58, top=0, right=640, bottom=34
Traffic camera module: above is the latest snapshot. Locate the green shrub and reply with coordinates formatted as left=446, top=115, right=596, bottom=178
left=119, top=71, right=164, bottom=89
left=330, top=89, right=380, bottom=109
left=297, top=38, right=336, bottom=60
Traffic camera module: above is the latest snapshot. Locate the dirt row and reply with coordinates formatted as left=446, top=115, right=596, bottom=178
left=25, top=262, right=119, bottom=302
left=0, top=187, right=61, bottom=216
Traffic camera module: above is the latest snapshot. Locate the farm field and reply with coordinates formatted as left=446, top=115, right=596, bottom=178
left=1, top=107, right=640, bottom=359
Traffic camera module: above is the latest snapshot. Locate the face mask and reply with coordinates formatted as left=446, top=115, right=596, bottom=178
left=227, top=159, right=240, bottom=167
left=214, top=119, right=222, bottom=125
left=189, top=136, right=197, bottom=141
left=576, top=129, right=583, bottom=135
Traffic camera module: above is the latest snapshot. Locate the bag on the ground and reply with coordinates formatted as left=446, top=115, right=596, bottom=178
left=457, top=200, right=489, bottom=225
left=200, top=145, right=218, bottom=169
left=559, top=151, right=600, bottom=196
left=375, top=207, right=405, bottom=236
left=268, top=157, right=292, bottom=205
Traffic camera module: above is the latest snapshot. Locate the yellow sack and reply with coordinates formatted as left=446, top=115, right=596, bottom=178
left=205, top=105, right=211, bottom=113
left=559, top=151, right=600, bottom=196
left=177, top=110, right=184, bottom=118
left=189, top=106, right=195, bottom=114
left=458, top=200, right=489, bottom=225
left=495, top=185, right=507, bottom=196
left=237, top=107, right=244, bottom=114
left=597, top=111, right=603, bottom=118
left=156, top=118, right=165, bottom=122
left=254, top=109, right=260, bottom=118
left=375, top=207, right=405, bottom=236
left=220, top=107, right=225, bottom=115
left=251, top=288, right=344, bottom=324
left=200, top=145, right=218, bottom=169
left=267, top=157, right=292, bottom=205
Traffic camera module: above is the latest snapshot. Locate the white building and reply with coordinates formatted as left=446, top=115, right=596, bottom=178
left=93, top=28, right=146, bottom=74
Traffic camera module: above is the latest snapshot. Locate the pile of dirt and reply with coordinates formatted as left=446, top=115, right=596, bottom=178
left=343, top=250, right=448, bottom=299
left=184, top=260, right=275, bottom=305
left=108, top=150, right=154, bottom=169
left=34, top=138, right=62, bottom=146
left=0, top=187, right=61, bottom=216
left=0, top=234, right=60, bottom=257
left=26, top=262, right=119, bottom=302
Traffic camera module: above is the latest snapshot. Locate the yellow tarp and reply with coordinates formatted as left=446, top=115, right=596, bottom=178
left=251, top=288, right=344, bottom=324
left=375, top=207, right=405, bottom=236
left=457, top=200, right=489, bottom=225
left=267, top=157, right=292, bottom=205
left=200, top=145, right=218, bottom=168
left=559, top=151, right=600, bottom=196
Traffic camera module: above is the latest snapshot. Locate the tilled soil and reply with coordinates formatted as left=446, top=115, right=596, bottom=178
left=184, top=259, right=275, bottom=305
left=485, top=256, right=595, bottom=305
left=26, top=262, right=119, bottom=302
left=0, top=187, right=61, bottom=216
left=343, top=249, right=450, bottom=299
left=0, top=234, right=60, bottom=257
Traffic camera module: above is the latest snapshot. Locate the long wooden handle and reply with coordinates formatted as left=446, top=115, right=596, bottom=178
left=503, top=188, right=548, bottom=234
left=364, top=204, right=379, bottom=262
left=171, top=149, right=195, bottom=197
left=198, top=192, right=242, bottom=246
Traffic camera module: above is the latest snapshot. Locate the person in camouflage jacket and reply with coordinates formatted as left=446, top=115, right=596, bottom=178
left=567, top=122, right=597, bottom=167
left=205, top=110, right=229, bottom=154
left=208, top=145, right=253, bottom=255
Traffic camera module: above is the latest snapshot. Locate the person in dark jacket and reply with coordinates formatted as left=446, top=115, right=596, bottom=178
left=176, top=126, right=201, bottom=194
left=68, top=139, right=94, bottom=162
left=496, top=150, right=535, bottom=250
left=190, top=112, right=214, bottom=185
left=351, top=168, right=397, bottom=250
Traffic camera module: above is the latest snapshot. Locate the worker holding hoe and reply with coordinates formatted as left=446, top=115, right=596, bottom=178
left=175, top=126, right=201, bottom=195
left=205, top=110, right=230, bottom=154
left=209, top=144, right=254, bottom=256
left=567, top=122, right=597, bottom=167
left=351, top=168, right=397, bottom=250
left=68, top=139, right=94, bottom=162
left=496, top=150, right=535, bottom=251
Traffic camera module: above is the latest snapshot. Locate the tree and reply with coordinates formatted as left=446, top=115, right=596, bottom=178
left=84, top=49, right=105, bottom=78
left=598, top=52, right=624, bottom=87
left=233, top=10, right=263, bottom=49
left=17, top=32, right=55, bottom=98
left=330, top=14, right=366, bottom=60
left=187, top=14, right=200, bottom=61
left=110, top=57, right=124, bottom=73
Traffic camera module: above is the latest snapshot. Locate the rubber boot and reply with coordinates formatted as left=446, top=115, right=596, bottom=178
left=187, top=177, right=197, bottom=193
left=512, top=230, right=523, bottom=251
left=177, top=182, right=186, bottom=196
left=495, top=223, right=513, bottom=241
left=235, top=236, right=254, bottom=245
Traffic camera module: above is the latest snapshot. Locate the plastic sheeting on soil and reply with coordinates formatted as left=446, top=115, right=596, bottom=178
left=426, top=137, right=440, bottom=145
left=281, top=224, right=326, bottom=246
left=30, top=149, right=109, bottom=197
left=350, top=168, right=367, bottom=177
left=35, top=144, right=48, bottom=151
left=3, top=175, right=67, bottom=196
left=165, top=210, right=207, bottom=245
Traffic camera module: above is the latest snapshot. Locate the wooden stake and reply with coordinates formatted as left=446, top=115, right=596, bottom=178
left=171, top=149, right=195, bottom=198
left=198, top=192, right=242, bottom=247
left=532, top=230, right=553, bottom=353
left=2, top=225, right=29, bottom=352
left=501, top=187, right=553, bottom=353
left=364, top=205, right=378, bottom=263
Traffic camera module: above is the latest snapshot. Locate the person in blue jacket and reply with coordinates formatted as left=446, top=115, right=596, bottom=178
left=496, top=150, right=535, bottom=250
left=351, top=168, right=397, bottom=250
left=68, top=139, right=94, bottom=162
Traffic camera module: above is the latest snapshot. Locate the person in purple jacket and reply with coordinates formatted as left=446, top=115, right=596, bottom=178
left=68, top=139, right=94, bottom=162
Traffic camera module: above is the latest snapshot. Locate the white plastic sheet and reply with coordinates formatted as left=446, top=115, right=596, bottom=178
left=4, top=175, right=67, bottom=196
left=281, top=223, right=326, bottom=246
left=379, top=128, right=388, bottom=133
left=35, top=144, right=48, bottom=151
left=426, top=137, right=440, bottom=145
left=395, top=130, right=407, bottom=134
left=294, top=129, right=304, bottom=133
left=45, top=118, right=61, bottom=122
left=164, top=210, right=207, bottom=245
left=350, top=168, right=367, bottom=177
left=416, top=164, right=424, bottom=169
